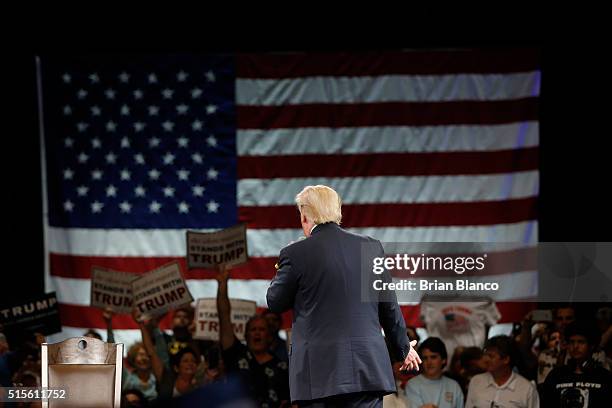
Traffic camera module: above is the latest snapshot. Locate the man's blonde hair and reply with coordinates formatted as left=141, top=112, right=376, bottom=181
left=295, top=185, right=342, bottom=225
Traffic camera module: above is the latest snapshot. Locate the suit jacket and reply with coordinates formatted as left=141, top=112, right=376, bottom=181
left=266, top=222, right=410, bottom=402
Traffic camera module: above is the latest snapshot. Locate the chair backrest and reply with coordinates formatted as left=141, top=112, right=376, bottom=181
left=41, top=336, right=123, bottom=408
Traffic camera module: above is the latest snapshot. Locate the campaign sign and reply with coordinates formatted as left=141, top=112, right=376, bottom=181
left=187, top=224, right=248, bottom=269
left=194, top=297, right=257, bottom=341
left=131, top=262, right=194, bottom=318
left=90, top=266, right=137, bottom=314
left=0, top=292, right=61, bottom=336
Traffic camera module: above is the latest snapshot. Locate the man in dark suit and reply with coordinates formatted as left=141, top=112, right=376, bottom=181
left=267, top=185, right=421, bottom=407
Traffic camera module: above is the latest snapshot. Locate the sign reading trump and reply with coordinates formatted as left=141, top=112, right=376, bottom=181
left=187, top=224, right=248, bottom=268
left=0, top=292, right=61, bottom=336
left=131, top=262, right=194, bottom=317
left=194, top=297, right=257, bottom=341
left=90, top=266, right=137, bottom=314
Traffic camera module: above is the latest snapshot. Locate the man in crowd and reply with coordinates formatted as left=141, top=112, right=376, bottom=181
left=541, top=321, right=612, bottom=407
left=404, top=337, right=464, bottom=408
left=262, top=309, right=289, bottom=363
left=554, top=306, right=576, bottom=334
left=217, top=265, right=290, bottom=407
left=465, top=335, right=539, bottom=408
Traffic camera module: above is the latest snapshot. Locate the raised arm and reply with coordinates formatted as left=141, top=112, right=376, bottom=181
left=216, top=264, right=236, bottom=350
left=132, top=307, right=165, bottom=382
left=102, top=307, right=115, bottom=343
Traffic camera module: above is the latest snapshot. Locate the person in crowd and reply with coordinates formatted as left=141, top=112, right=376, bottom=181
left=537, top=328, right=563, bottom=384
left=465, top=335, right=539, bottom=408
left=404, top=337, right=464, bottom=408
left=196, top=344, right=226, bottom=386
left=82, top=329, right=103, bottom=340
left=134, top=307, right=202, bottom=399
left=102, top=308, right=158, bottom=401
left=164, top=305, right=197, bottom=356
left=541, top=321, right=612, bottom=408
left=595, top=306, right=612, bottom=344
left=444, top=345, right=466, bottom=392
left=123, top=342, right=158, bottom=401
left=594, top=306, right=612, bottom=369
left=262, top=309, right=289, bottom=363
left=134, top=301, right=201, bottom=371
left=554, top=305, right=576, bottom=333
left=7, top=331, right=43, bottom=391
left=121, top=388, right=147, bottom=407
left=456, top=346, right=487, bottom=396
left=217, top=264, right=290, bottom=407
left=514, top=311, right=545, bottom=381
left=0, top=332, right=14, bottom=386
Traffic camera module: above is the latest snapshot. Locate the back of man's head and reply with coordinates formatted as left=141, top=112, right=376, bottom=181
left=295, top=185, right=342, bottom=225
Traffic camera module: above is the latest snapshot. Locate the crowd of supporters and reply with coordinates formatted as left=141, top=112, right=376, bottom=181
left=1, top=277, right=611, bottom=408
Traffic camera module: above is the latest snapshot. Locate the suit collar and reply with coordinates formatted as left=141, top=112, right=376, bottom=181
left=310, top=222, right=339, bottom=235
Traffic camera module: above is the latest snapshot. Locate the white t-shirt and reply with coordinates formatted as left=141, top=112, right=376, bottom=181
left=465, top=372, right=539, bottom=408
left=420, top=300, right=501, bottom=363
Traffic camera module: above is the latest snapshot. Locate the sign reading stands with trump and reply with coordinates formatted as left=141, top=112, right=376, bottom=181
left=194, top=298, right=257, bottom=341
left=131, top=262, right=194, bottom=318
left=187, top=224, right=248, bottom=268
left=90, top=266, right=138, bottom=314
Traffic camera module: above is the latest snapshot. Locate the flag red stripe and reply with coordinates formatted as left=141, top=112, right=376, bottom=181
left=237, top=148, right=538, bottom=179
left=49, top=254, right=279, bottom=280
left=240, top=199, right=537, bottom=228
left=236, top=49, right=540, bottom=78
left=50, top=247, right=536, bottom=280
left=237, top=99, right=538, bottom=129
left=58, top=302, right=536, bottom=330
left=58, top=303, right=176, bottom=330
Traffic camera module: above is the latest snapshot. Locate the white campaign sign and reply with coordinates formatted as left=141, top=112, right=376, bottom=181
left=131, top=262, right=194, bottom=318
left=194, top=297, right=257, bottom=341
left=90, top=266, right=137, bottom=314
left=187, top=224, right=248, bottom=268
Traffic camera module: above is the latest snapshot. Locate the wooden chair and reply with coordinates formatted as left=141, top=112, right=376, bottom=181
left=41, top=336, right=123, bottom=407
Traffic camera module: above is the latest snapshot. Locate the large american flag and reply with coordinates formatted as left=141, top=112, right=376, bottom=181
left=39, top=49, right=539, bottom=347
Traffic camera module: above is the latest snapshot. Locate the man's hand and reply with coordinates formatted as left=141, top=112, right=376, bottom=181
left=400, top=340, right=422, bottom=372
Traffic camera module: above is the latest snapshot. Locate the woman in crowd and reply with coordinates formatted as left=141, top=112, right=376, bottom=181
left=134, top=308, right=202, bottom=399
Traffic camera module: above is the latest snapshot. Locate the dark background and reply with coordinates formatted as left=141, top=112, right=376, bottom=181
left=2, top=44, right=609, bottom=312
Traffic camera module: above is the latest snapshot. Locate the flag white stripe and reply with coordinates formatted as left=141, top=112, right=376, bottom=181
left=237, top=123, right=539, bottom=156
left=236, top=72, right=541, bottom=105
left=47, top=222, right=537, bottom=258
left=51, top=270, right=537, bottom=307
left=238, top=172, right=539, bottom=206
